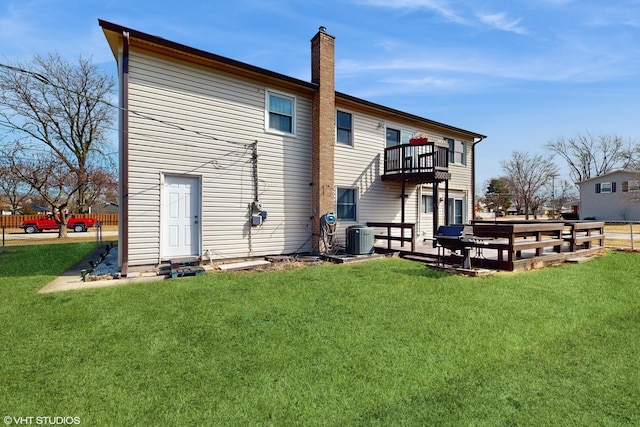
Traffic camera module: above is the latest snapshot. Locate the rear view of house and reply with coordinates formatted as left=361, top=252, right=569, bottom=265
left=100, top=21, right=485, bottom=274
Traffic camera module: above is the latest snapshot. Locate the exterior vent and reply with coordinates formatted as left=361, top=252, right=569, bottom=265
left=345, top=225, right=375, bottom=255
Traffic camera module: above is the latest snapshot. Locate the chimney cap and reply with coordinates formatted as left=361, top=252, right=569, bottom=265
left=319, top=26, right=327, bottom=33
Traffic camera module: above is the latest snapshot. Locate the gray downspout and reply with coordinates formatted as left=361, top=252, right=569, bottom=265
left=471, top=136, right=485, bottom=224
left=120, top=31, right=130, bottom=276
left=471, top=141, right=476, bottom=224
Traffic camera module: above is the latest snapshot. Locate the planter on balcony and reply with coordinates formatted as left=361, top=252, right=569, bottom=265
left=409, top=137, right=429, bottom=145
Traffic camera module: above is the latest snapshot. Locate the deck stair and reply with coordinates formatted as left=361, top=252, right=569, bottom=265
left=167, top=257, right=205, bottom=278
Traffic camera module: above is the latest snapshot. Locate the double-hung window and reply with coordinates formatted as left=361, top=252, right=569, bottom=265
left=596, top=182, right=615, bottom=193
left=622, top=180, right=639, bottom=192
left=336, top=111, right=353, bottom=146
left=447, top=138, right=466, bottom=165
left=421, top=195, right=433, bottom=214
left=267, top=91, right=295, bottom=134
left=336, top=188, right=357, bottom=221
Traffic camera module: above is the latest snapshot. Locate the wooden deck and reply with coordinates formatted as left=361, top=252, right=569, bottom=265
left=372, top=221, right=606, bottom=272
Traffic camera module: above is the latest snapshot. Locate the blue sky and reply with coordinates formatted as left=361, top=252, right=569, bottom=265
left=2, top=0, right=639, bottom=189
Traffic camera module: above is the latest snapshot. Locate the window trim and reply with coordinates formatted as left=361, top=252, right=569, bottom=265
left=385, top=126, right=414, bottom=148
left=447, top=138, right=467, bottom=165
left=421, top=194, right=433, bottom=214
left=599, top=182, right=615, bottom=194
left=265, top=89, right=296, bottom=135
left=336, top=110, right=353, bottom=146
left=447, top=197, right=465, bottom=225
left=336, top=187, right=358, bottom=221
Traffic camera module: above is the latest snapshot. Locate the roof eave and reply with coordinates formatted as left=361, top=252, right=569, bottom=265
left=98, top=19, right=485, bottom=141
left=336, top=91, right=486, bottom=141
left=98, top=19, right=318, bottom=94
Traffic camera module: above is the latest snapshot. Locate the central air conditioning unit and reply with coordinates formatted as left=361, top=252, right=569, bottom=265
left=345, top=225, right=375, bottom=255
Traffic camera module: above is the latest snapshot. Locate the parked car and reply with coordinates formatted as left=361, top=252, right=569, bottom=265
left=20, top=214, right=97, bottom=234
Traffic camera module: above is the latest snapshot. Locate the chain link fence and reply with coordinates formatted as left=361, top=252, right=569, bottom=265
left=604, top=222, right=638, bottom=250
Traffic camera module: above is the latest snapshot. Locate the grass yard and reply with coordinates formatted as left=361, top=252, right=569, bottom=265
left=1, top=244, right=639, bottom=426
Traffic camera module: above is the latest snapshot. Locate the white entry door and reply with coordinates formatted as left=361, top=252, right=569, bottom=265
left=162, top=175, right=200, bottom=259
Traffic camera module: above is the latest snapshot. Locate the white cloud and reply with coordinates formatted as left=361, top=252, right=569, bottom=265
left=356, top=0, right=466, bottom=24
left=358, top=0, right=532, bottom=34
left=477, top=12, right=527, bottom=34
left=380, top=76, right=462, bottom=90
left=335, top=39, right=635, bottom=95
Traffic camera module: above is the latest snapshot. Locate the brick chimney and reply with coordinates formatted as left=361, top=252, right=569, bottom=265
left=311, top=26, right=336, bottom=253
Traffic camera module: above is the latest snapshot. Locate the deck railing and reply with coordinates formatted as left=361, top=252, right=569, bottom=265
left=383, top=143, right=449, bottom=176
left=366, top=222, right=416, bottom=252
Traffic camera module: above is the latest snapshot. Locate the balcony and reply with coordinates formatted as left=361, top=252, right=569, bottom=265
left=382, top=142, right=450, bottom=183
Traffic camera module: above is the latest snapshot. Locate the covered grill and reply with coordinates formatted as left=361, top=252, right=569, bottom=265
left=434, top=225, right=475, bottom=269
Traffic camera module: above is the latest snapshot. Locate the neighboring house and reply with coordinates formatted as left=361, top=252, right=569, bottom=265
left=89, top=202, right=119, bottom=214
left=32, top=205, right=52, bottom=214
left=100, top=21, right=485, bottom=273
left=578, top=170, right=640, bottom=221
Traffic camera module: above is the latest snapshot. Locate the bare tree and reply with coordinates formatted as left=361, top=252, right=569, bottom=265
left=501, top=151, right=559, bottom=220
left=545, top=132, right=638, bottom=183
left=4, top=144, right=83, bottom=237
left=84, top=166, right=118, bottom=210
left=484, top=177, right=512, bottom=215
left=547, top=178, right=578, bottom=219
left=0, top=158, right=32, bottom=213
left=0, top=53, right=115, bottom=235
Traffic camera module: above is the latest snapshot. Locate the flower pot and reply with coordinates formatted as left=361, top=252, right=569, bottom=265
left=409, top=137, right=429, bottom=145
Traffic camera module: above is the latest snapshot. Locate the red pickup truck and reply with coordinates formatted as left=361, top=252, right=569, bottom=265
left=20, top=215, right=97, bottom=234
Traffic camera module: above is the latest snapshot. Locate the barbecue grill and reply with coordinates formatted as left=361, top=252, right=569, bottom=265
left=434, top=225, right=474, bottom=269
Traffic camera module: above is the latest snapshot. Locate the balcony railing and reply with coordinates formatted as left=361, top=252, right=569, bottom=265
left=383, top=142, right=449, bottom=181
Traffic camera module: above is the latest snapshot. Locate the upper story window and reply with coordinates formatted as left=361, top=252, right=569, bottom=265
left=595, top=182, right=616, bottom=193
left=386, top=128, right=400, bottom=147
left=447, top=138, right=466, bottom=165
left=622, top=180, right=639, bottom=192
left=336, top=111, right=352, bottom=146
left=267, top=91, right=295, bottom=134
left=386, top=127, right=413, bottom=148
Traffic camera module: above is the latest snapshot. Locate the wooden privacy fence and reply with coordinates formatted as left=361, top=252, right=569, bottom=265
left=0, top=214, right=119, bottom=229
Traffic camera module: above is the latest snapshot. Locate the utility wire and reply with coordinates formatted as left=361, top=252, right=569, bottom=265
left=0, top=62, right=256, bottom=149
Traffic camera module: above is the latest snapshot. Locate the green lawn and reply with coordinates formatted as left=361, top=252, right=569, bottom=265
left=1, top=244, right=639, bottom=426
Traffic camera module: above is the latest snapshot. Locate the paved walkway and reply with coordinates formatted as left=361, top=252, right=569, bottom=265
left=38, top=245, right=163, bottom=293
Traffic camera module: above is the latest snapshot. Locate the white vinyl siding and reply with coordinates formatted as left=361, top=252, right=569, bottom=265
left=335, top=114, right=405, bottom=242
left=126, top=50, right=312, bottom=266
left=445, top=137, right=473, bottom=223
left=334, top=113, right=476, bottom=244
